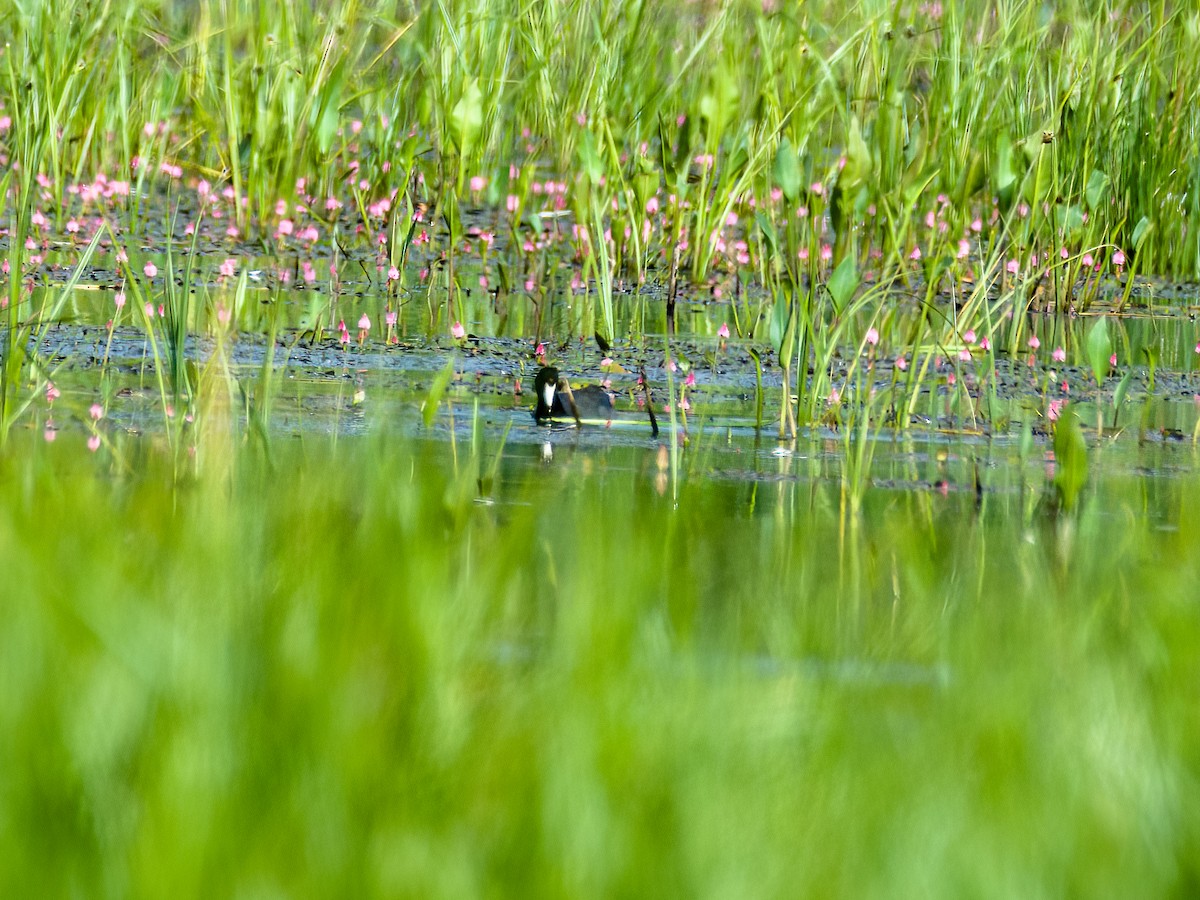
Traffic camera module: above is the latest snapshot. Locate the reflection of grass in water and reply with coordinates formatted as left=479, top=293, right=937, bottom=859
left=1, top=430, right=1198, bottom=894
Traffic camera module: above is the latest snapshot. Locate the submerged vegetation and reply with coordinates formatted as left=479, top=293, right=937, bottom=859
left=2, top=0, right=1200, bottom=892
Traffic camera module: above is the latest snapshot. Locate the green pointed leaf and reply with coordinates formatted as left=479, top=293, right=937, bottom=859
left=699, top=61, right=739, bottom=137
left=577, top=130, right=604, bottom=186
left=954, top=149, right=986, bottom=206
left=826, top=255, right=859, bottom=313
left=1053, top=408, right=1088, bottom=512
left=450, top=78, right=483, bottom=157
left=773, top=138, right=801, bottom=201
left=1113, top=368, right=1134, bottom=411
left=422, top=358, right=457, bottom=428
left=755, top=211, right=778, bottom=257
left=840, top=116, right=872, bottom=192
left=770, top=290, right=794, bottom=366
left=443, top=191, right=462, bottom=242
left=1132, top=216, right=1153, bottom=250
left=313, top=63, right=345, bottom=156
left=1022, top=141, right=1054, bottom=209
left=1085, top=169, right=1109, bottom=210
left=1086, top=315, right=1112, bottom=384
left=994, top=134, right=1019, bottom=209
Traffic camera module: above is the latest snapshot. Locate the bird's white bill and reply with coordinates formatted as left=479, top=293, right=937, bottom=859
left=542, top=382, right=557, bottom=409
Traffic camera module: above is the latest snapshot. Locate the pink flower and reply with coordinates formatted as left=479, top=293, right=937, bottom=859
left=90, top=403, right=104, bottom=420
left=1028, top=335, right=1041, bottom=350
left=865, top=327, right=879, bottom=346
left=895, top=356, right=908, bottom=371
left=980, top=337, right=991, bottom=351
left=1006, top=259, right=1019, bottom=275
left=114, top=292, right=126, bottom=309
left=717, top=323, right=730, bottom=339
left=388, top=266, right=400, bottom=281
left=87, top=434, right=101, bottom=453
left=1052, top=346, right=1066, bottom=363
left=358, top=314, right=371, bottom=330
left=469, top=175, right=486, bottom=192
left=1109, top=353, right=1117, bottom=366
left=909, top=246, right=922, bottom=261
left=144, top=262, right=157, bottom=278
left=451, top=322, right=466, bottom=339
left=1112, top=249, right=1126, bottom=266
left=963, top=329, right=976, bottom=344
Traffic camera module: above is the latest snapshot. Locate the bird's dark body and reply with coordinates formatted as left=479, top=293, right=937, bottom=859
left=533, top=367, right=614, bottom=422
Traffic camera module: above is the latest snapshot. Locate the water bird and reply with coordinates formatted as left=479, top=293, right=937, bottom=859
left=533, top=366, right=614, bottom=424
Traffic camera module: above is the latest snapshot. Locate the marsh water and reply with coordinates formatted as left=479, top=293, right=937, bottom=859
left=23, top=257, right=1200, bottom=507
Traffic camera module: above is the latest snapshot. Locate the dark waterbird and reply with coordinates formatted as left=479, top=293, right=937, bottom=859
left=532, top=366, right=660, bottom=437
left=533, top=366, right=614, bottom=423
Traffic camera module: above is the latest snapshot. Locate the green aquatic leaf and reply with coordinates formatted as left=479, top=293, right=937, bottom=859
left=755, top=211, right=778, bottom=257
left=954, top=149, right=986, bottom=206
left=770, top=289, right=794, bottom=368
left=840, top=116, right=872, bottom=192
left=1113, top=368, right=1134, bottom=411
left=1132, top=216, right=1153, bottom=250
left=313, top=62, right=345, bottom=156
left=994, top=134, right=1019, bottom=210
left=1112, top=368, right=1135, bottom=428
left=774, top=137, right=801, bottom=202
left=577, top=129, right=604, bottom=186
left=422, top=358, right=457, bottom=428
left=1086, top=315, right=1111, bottom=384
left=826, top=256, right=859, bottom=314
left=1022, top=138, right=1054, bottom=209
left=699, top=61, right=739, bottom=137
left=1085, top=169, right=1109, bottom=210
left=1053, top=408, right=1088, bottom=512
left=450, top=78, right=483, bottom=157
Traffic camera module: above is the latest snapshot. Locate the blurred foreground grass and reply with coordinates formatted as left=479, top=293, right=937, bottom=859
left=1, top=430, right=1199, bottom=897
